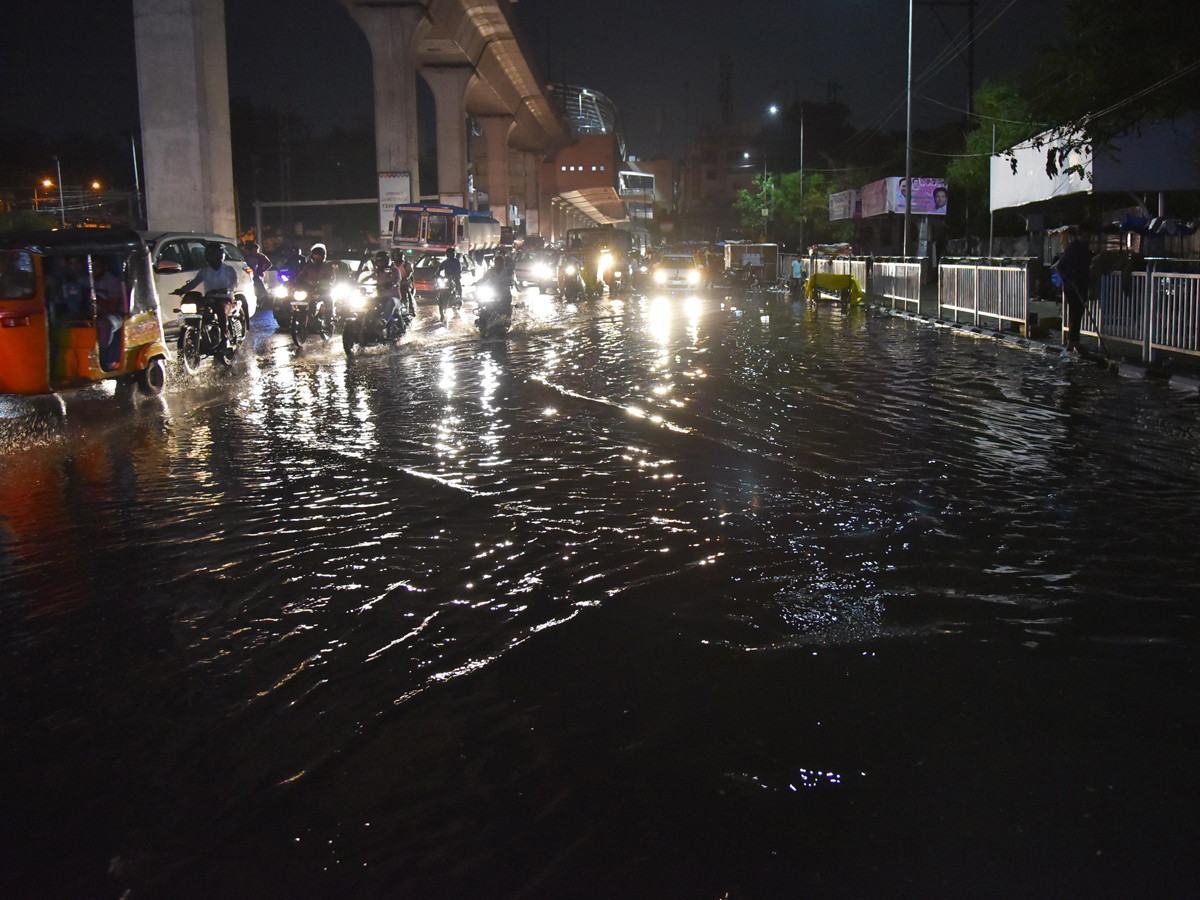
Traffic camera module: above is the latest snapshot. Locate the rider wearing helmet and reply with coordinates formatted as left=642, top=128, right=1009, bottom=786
left=294, top=243, right=338, bottom=321
left=370, top=250, right=402, bottom=322
left=174, top=242, right=239, bottom=347
left=395, top=252, right=416, bottom=315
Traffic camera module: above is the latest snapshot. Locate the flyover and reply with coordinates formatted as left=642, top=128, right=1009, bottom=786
left=133, top=0, right=575, bottom=237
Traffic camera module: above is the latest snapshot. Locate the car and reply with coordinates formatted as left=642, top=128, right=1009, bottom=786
left=513, top=250, right=558, bottom=290
left=143, top=232, right=257, bottom=335
left=412, top=251, right=478, bottom=296
left=651, top=254, right=703, bottom=291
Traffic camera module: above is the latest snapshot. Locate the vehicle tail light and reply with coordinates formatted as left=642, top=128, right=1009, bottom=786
left=1, top=316, right=31, bottom=328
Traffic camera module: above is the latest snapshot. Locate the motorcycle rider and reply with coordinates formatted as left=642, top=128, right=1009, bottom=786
left=437, top=249, right=463, bottom=300
left=368, top=250, right=403, bottom=323
left=242, top=240, right=272, bottom=305
left=294, top=243, right=338, bottom=324
left=173, top=242, right=238, bottom=347
left=396, top=253, right=416, bottom=315
left=479, top=255, right=514, bottom=319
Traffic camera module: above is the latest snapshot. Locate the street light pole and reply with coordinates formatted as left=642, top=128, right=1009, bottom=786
left=904, top=0, right=913, bottom=258
left=53, top=156, right=66, bottom=227
left=798, top=106, right=805, bottom=255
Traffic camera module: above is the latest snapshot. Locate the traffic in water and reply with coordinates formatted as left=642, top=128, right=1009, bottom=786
left=3, top=287, right=1200, bottom=898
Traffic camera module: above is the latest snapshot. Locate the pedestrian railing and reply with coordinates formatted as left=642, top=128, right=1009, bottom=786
left=938, top=260, right=1029, bottom=330
left=873, top=261, right=922, bottom=312
left=1081, top=266, right=1200, bottom=361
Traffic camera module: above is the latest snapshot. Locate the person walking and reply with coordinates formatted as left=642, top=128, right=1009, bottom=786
left=1053, top=224, right=1094, bottom=353
left=790, top=255, right=804, bottom=301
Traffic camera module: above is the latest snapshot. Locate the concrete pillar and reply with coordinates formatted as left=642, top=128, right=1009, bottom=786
left=350, top=5, right=424, bottom=192
left=133, top=0, right=235, bottom=235
left=421, top=66, right=474, bottom=205
left=521, top=151, right=540, bottom=235
left=478, top=115, right=515, bottom=226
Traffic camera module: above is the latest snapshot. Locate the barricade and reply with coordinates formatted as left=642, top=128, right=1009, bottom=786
left=938, top=259, right=1029, bottom=330
left=1075, top=262, right=1200, bottom=362
left=873, top=260, right=922, bottom=312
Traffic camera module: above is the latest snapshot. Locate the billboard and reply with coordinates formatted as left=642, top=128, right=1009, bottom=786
left=829, top=190, right=862, bottom=221
left=861, top=177, right=948, bottom=216
left=379, top=172, right=412, bottom=237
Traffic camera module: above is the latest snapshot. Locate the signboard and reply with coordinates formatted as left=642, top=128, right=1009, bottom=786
left=861, top=177, right=948, bottom=216
left=829, top=190, right=862, bottom=221
left=379, top=172, right=411, bottom=237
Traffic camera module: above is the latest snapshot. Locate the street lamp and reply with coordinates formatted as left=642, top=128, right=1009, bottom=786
left=91, top=181, right=101, bottom=190
left=767, top=103, right=803, bottom=254
left=52, top=156, right=65, bottom=227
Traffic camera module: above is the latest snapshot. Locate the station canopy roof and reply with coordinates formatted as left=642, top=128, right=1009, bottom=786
left=990, top=117, right=1200, bottom=212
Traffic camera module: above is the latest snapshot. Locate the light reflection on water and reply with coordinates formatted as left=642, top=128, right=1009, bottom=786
left=2, top=295, right=1200, bottom=894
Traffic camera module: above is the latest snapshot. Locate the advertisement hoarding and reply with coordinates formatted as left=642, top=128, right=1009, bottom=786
left=861, top=177, right=948, bottom=216
left=829, top=190, right=862, bottom=221
left=379, top=172, right=412, bottom=237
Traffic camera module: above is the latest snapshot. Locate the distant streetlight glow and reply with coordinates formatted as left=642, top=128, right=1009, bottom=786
left=42, top=179, right=52, bottom=187
left=768, top=105, right=779, bottom=115
left=91, top=181, right=101, bottom=190
left=743, top=151, right=750, bottom=159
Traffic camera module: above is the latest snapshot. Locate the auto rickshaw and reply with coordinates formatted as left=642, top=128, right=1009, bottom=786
left=0, top=229, right=170, bottom=397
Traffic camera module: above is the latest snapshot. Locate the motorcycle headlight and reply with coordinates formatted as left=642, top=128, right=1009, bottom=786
left=476, top=285, right=494, bottom=302
left=597, top=252, right=612, bottom=274
left=565, top=265, right=576, bottom=276
left=349, top=290, right=367, bottom=310
left=687, top=270, right=701, bottom=284
left=653, top=270, right=667, bottom=283
left=292, top=290, right=308, bottom=301
left=613, top=270, right=622, bottom=279
left=331, top=283, right=350, bottom=300
left=437, top=276, right=449, bottom=288
left=179, top=302, right=198, bottom=315
left=272, top=285, right=289, bottom=299
left=639, top=266, right=648, bottom=273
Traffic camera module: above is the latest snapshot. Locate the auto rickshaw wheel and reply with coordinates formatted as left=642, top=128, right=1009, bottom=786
left=180, top=327, right=203, bottom=374
left=137, top=357, right=167, bottom=395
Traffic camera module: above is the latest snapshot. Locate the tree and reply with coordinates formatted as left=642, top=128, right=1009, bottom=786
left=734, top=171, right=855, bottom=247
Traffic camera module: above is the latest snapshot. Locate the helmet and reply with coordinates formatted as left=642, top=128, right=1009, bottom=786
left=310, top=243, right=327, bottom=259
left=373, top=250, right=390, bottom=266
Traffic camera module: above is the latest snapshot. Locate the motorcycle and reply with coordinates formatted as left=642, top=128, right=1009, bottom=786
left=474, top=282, right=511, bottom=339
left=289, top=284, right=340, bottom=348
left=176, top=290, right=246, bottom=373
left=559, top=257, right=585, bottom=302
left=342, top=289, right=409, bottom=356
left=435, top=274, right=462, bottom=323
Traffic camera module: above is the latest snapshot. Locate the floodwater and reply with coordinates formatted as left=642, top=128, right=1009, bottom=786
left=2, top=290, right=1199, bottom=898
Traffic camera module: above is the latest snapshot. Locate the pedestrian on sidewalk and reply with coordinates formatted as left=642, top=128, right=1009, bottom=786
left=1053, top=223, right=1094, bottom=353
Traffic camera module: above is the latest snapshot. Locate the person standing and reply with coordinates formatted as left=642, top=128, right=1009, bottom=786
left=1053, top=224, right=1094, bottom=353
left=790, top=255, right=804, bottom=301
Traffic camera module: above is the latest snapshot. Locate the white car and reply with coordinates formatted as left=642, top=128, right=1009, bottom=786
left=652, top=254, right=702, bottom=290
left=142, top=232, right=257, bottom=335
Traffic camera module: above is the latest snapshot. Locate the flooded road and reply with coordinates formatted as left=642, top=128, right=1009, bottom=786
left=3, top=290, right=1200, bottom=898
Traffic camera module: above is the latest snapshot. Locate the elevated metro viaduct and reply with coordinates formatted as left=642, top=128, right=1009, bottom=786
left=132, top=0, right=619, bottom=242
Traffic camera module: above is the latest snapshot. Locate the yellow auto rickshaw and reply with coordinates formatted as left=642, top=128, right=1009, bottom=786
left=0, top=229, right=170, bottom=397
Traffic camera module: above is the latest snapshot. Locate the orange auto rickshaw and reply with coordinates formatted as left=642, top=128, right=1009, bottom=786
left=0, top=229, right=170, bottom=396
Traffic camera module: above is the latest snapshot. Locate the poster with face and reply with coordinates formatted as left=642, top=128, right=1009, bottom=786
left=887, top=177, right=949, bottom=215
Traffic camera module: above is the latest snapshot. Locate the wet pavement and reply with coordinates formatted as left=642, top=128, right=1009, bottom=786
left=2, top=288, right=1199, bottom=898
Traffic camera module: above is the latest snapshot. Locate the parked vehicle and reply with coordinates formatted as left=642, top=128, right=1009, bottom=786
left=342, top=288, right=409, bottom=356
left=174, top=289, right=247, bottom=373
left=142, top=231, right=256, bottom=335
left=0, top=229, right=170, bottom=397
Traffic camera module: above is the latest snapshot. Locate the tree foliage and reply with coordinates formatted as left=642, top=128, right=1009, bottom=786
left=734, top=171, right=854, bottom=247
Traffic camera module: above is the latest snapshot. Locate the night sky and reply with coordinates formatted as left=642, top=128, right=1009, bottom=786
left=2, top=0, right=1066, bottom=173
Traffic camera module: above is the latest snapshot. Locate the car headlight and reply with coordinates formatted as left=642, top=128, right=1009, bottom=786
left=533, top=263, right=551, bottom=278
left=331, top=283, right=350, bottom=300
left=687, top=270, right=701, bottom=284
left=272, top=285, right=289, bottom=299
left=179, top=302, right=198, bottom=315
left=292, top=290, right=308, bottom=301
left=639, top=266, right=648, bottom=273
left=653, top=270, right=667, bottom=283
left=565, top=265, right=577, bottom=276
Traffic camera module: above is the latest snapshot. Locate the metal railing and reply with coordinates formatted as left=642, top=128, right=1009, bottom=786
left=873, top=260, right=922, bottom=312
left=939, top=260, right=1029, bottom=330
left=1076, top=263, right=1200, bottom=361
